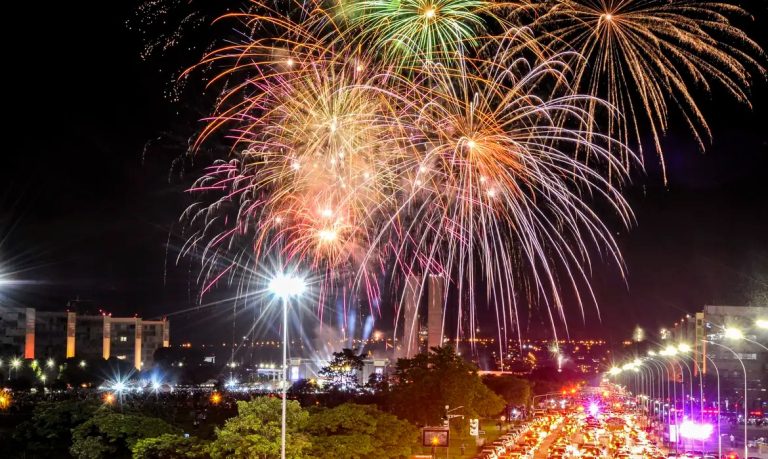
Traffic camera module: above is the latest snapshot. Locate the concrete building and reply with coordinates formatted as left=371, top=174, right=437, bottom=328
left=399, top=274, right=421, bottom=359
left=0, top=306, right=27, bottom=356
left=0, top=305, right=169, bottom=370
left=671, top=305, right=767, bottom=411
left=427, top=274, right=445, bottom=350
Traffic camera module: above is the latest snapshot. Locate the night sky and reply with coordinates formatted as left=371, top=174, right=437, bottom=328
left=2, top=1, right=767, bottom=344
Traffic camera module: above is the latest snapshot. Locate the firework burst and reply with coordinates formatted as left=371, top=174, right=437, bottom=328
left=169, top=0, right=762, bottom=342
left=342, top=0, right=492, bottom=65
left=531, top=0, right=766, bottom=179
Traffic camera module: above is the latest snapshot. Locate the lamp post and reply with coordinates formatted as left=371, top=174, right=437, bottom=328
left=268, top=272, right=306, bottom=459
left=701, top=352, right=721, bottom=458
left=705, top=340, right=747, bottom=459
left=644, top=357, right=668, bottom=430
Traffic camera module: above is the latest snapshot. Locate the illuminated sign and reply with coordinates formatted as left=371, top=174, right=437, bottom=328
left=422, top=427, right=449, bottom=447
left=678, top=420, right=713, bottom=440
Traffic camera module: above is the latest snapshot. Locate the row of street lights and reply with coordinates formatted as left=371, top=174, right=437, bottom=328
left=607, top=320, right=767, bottom=459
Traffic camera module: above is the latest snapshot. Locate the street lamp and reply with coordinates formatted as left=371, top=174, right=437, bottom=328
left=705, top=339, right=747, bottom=459
left=9, top=357, right=21, bottom=380
left=756, top=319, right=768, bottom=330
left=722, top=326, right=768, bottom=351
left=723, top=327, right=744, bottom=340
left=269, top=272, right=306, bottom=459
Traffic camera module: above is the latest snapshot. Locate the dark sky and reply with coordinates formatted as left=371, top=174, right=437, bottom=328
left=1, top=1, right=767, bottom=344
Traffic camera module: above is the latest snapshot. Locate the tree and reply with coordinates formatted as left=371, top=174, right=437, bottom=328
left=482, top=374, right=532, bottom=406
left=306, top=403, right=418, bottom=459
left=207, top=397, right=311, bottom=459
left=319, top=348, right=365, bottom=391
left=11, top=399, right=100, bottom=457
left=132, top=434, right=210, bottom=459
left=288, top=378, right=321, bottom=405
left=387, top=346, right=506, bottom=427
left=70, top=412, right=180, bottom=459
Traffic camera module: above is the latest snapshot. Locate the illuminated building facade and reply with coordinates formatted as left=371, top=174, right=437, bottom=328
left=0, top=305, right=169, bottom=370
left=669, top=305, right=767, bottom=412
left=427, top=274, right=445, bottom=350
left=399, top=274, right=421, bottom=359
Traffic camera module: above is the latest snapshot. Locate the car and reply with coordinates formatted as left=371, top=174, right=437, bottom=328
left=490, top=443, right=507, bottom=455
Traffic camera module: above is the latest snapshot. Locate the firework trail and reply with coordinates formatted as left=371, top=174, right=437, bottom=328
left=168, top=0, right=762, bottom=342
left=529, top=0, right=766, bottom=180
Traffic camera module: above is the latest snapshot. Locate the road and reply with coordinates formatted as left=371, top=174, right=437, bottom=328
left=533, top=425, right=563, bottom=459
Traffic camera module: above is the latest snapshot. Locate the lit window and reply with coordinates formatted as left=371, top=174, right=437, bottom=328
left=119, top=336, right=127, bottom=342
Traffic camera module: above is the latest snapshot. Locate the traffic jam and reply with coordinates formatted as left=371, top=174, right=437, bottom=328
left=475, top=384, right=668, bottom=459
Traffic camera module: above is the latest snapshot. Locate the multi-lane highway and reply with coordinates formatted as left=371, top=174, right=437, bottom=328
left=474, top=383, right=669, bottom=459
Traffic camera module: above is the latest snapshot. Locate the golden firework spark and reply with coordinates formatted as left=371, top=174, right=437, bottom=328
left=531, top=0, right=765, bottom=179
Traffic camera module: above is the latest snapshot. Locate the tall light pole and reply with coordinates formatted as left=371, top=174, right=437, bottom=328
left=269, top=272, right=306, bottom=459
left=701, top=352, right=721, bottom=459
left=706, top=340, right=747, bottom=459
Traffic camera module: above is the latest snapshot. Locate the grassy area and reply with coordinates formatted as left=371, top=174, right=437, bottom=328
left=415, top=419, right=510, bottom=458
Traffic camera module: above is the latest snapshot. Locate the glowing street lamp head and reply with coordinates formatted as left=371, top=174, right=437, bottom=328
left=113, top=381, right=126, bottom=393
left=46, top=358, right=55, bottom=368
left=648, top=350, right=656, bottom=356
left=664, top=345, right=678, bottom=356
left=723, top=327, right=744, bottom=340
left=11, top=358, right=21, bottom=369
left=678, top=343, right=691, bottom=353
left=269, top=273, right=306, bottom=299
left=608, top=367, right=621, bottom=376
left=757, top=319, right=768, bottom=330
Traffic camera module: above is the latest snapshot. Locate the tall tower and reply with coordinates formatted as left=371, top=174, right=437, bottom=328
left=400, top=274, right=421, bottom=359
left=427, top=274, right=445, bottom=350
left=24, top=307, right=35, bottom=359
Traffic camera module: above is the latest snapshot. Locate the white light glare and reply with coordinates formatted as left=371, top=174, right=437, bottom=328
left=269, top=273, right=306, bottom=299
